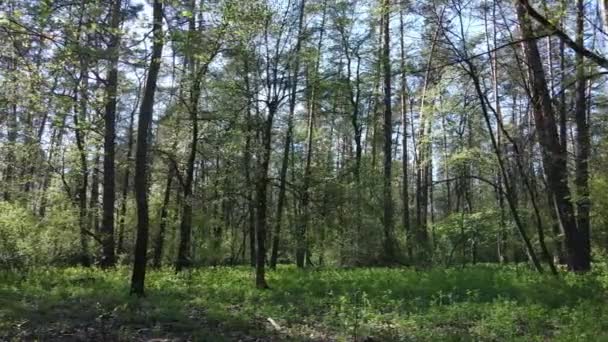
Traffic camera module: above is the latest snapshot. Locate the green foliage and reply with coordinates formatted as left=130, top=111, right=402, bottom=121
left=433, top=210, right=503, bottom=265
left=0, top=203, right=79, bottom=269
left=3, top=265, right=608, bottom=340
left=591, top=137, right=608, bottom=252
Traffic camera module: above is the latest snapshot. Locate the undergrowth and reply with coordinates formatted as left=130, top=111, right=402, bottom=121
left=1, top=264, right=608, bottom=341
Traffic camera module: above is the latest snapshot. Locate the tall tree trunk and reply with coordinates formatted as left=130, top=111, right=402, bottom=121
left=130, top=0, right=163, bottom=296
left=415, top=26, right=440, bottom=261
left=176, top=0, right=204, bottom=272
left=39, top=114, right=67, bottom=217
left=242, top=55, right=257, bottom=267
left=271, top=0, right=306, bottom=269
left=4, top=48, right=18, bottom=202
left=100, top=0, right=121, bottom=268
left=255, top=103, right=275, bottom=289
left=153, top=166, right=174, bottom=268
left=515, top=0, right=586, bottom=272
left=381, top=0, right=396, bottom=263
left=485, top=2, right=507, bottom=263
left=75, top=54, right=90, bottom=267
left=89, top=149, right=101, bottom=236
left=117, top=101, right=137, bottom=256
left=462, top=58, right=544, bottom=273
left=298, top=0, right=326, bottom=268
left=370, top=12, right=384, bottom=171
left=336, top=11, right=363, bottom=263
left=175, top=73, right=201, bottom=272
left=399, top=3, right=411, bottom=260
left=574, top=0, right=591, bottom=271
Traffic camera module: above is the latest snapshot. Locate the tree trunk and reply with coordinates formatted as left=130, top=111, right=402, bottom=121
left=176, top=0, right=204, bottom=272
left=117, top=101, right=137, bottom=257
left=381, top=0, right=396, bottom=263
left=255, top=103, right=275, bottom=289
left=4, top=52, right=18, bottom=202
left=415, top=26, right=440, bottom=261
left=271, top=0, right=306, bottom=269
left=153, top=167, right=174, bottom=268
left=89, top=149, right=100, bottom=236
left=242, top=56, right=257, bottom=267
left=100, top=0, right=121, bottom=268
left=38, top=116, right=66, bottom=217
left=463, top=60, right=544, bottom=273
left=75, top=55, right=90, bottom=267
left=130, top=0, right=163, bottom=296
left=573, top=0, right=591, bottom=271
left=298, top=1, right=326, bottom=268
left=175, top=75, right=200, bottom=272
left=515, top=0, right=587, bottom=272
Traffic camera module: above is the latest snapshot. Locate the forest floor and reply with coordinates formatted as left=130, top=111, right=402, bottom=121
left=1, top=264, right=608, bottom=341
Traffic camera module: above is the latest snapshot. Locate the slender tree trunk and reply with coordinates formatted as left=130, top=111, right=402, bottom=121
left=242, top=56, right=257, bottom=267
left=415, top=26, right=440, bottom=261
left=175, top=73, right=200, bottom=272
left=271, top=0, right=307, bottom=269
left=464, top=60, right=544, bottom=273
left=4, top=51, right=18, bottom=202
left=399, top=4, right=411, bottom=260
left=485, top=3, right=507, bottom=263
left=298, top=1, right=326, bottom=268
left=381, top=0, right=396, bottom=263
left=153, top=167, right=174, bottom=268
left=89, top=149, right=101, bottom=236
left=255, top=103, right=275, bottom=289
left=130, top=0, right=163, bottom=296
left=117, top=103, right=137, bottom=257
left=176, top=0, right=205, bottom=272
left=602, top=0, right=608, bottom=32
left=370, top=13, right=384, bottom=171
left=39, top=113, right=67, bottom=217
left=515, top=1, right=586, bottom=272
left=75, top=56, right=91, bottom=267
left=337, top=13, right=363, bottom=263
left=574, top=0, right=591, bottom=271
left=100, top=0, right=121, bottom=268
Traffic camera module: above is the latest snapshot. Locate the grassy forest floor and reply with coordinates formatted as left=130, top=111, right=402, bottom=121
left=1, top=265, right=608, bottom=341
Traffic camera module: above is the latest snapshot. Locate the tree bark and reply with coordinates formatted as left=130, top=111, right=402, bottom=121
left=89, top=149, right=100, bottom=237
left=242, top=55, right=257, bottom=267
left=153, top=166, right=174, bottom=268
left=75, top=54, right=90, bottom=267
left=255, top=102, right=275, bottom=289
left=515, top=0, right=587, bottom=272
left=176, top=0, right=205, bottom=272
left=100, top=0, right=121, bottom=268
left=117, top=99, right=137, bottom=257
left=381, top=0, right=396, bottom=263
left=130, top=0, right=163, bottom=296
left=573, top=0, right=591, bottom=271
left=415, top=25, right=441, bottom=261
left=272, top=0, right=306, bottom=269
left=298, top=0, right=326, bottom=268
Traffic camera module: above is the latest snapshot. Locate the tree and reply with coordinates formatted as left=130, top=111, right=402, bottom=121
left=271, top=0, right=306, bottom=270
left=130, top=0, right=164, bottom=296
left=381, top=0, right=396, bottom=262
left=299, top=0, right=328, bottom=268
left=573, top=0, right=591, bottom=272
left=100, top=0, right=122, bottom=268
left=514, top=0, right=588, bottom=272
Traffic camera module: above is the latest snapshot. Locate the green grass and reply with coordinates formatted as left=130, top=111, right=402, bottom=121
left=2, top=264, right=608, bottom=341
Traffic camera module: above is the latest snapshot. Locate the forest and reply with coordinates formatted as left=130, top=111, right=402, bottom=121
left=1, top=0, right=608, bottom=340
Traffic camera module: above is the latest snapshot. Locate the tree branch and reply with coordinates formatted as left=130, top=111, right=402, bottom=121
left=519, top=0, right=608, bottom=69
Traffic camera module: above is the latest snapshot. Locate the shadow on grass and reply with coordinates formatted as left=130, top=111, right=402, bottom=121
left=0, top=264, right=606, bottom=341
